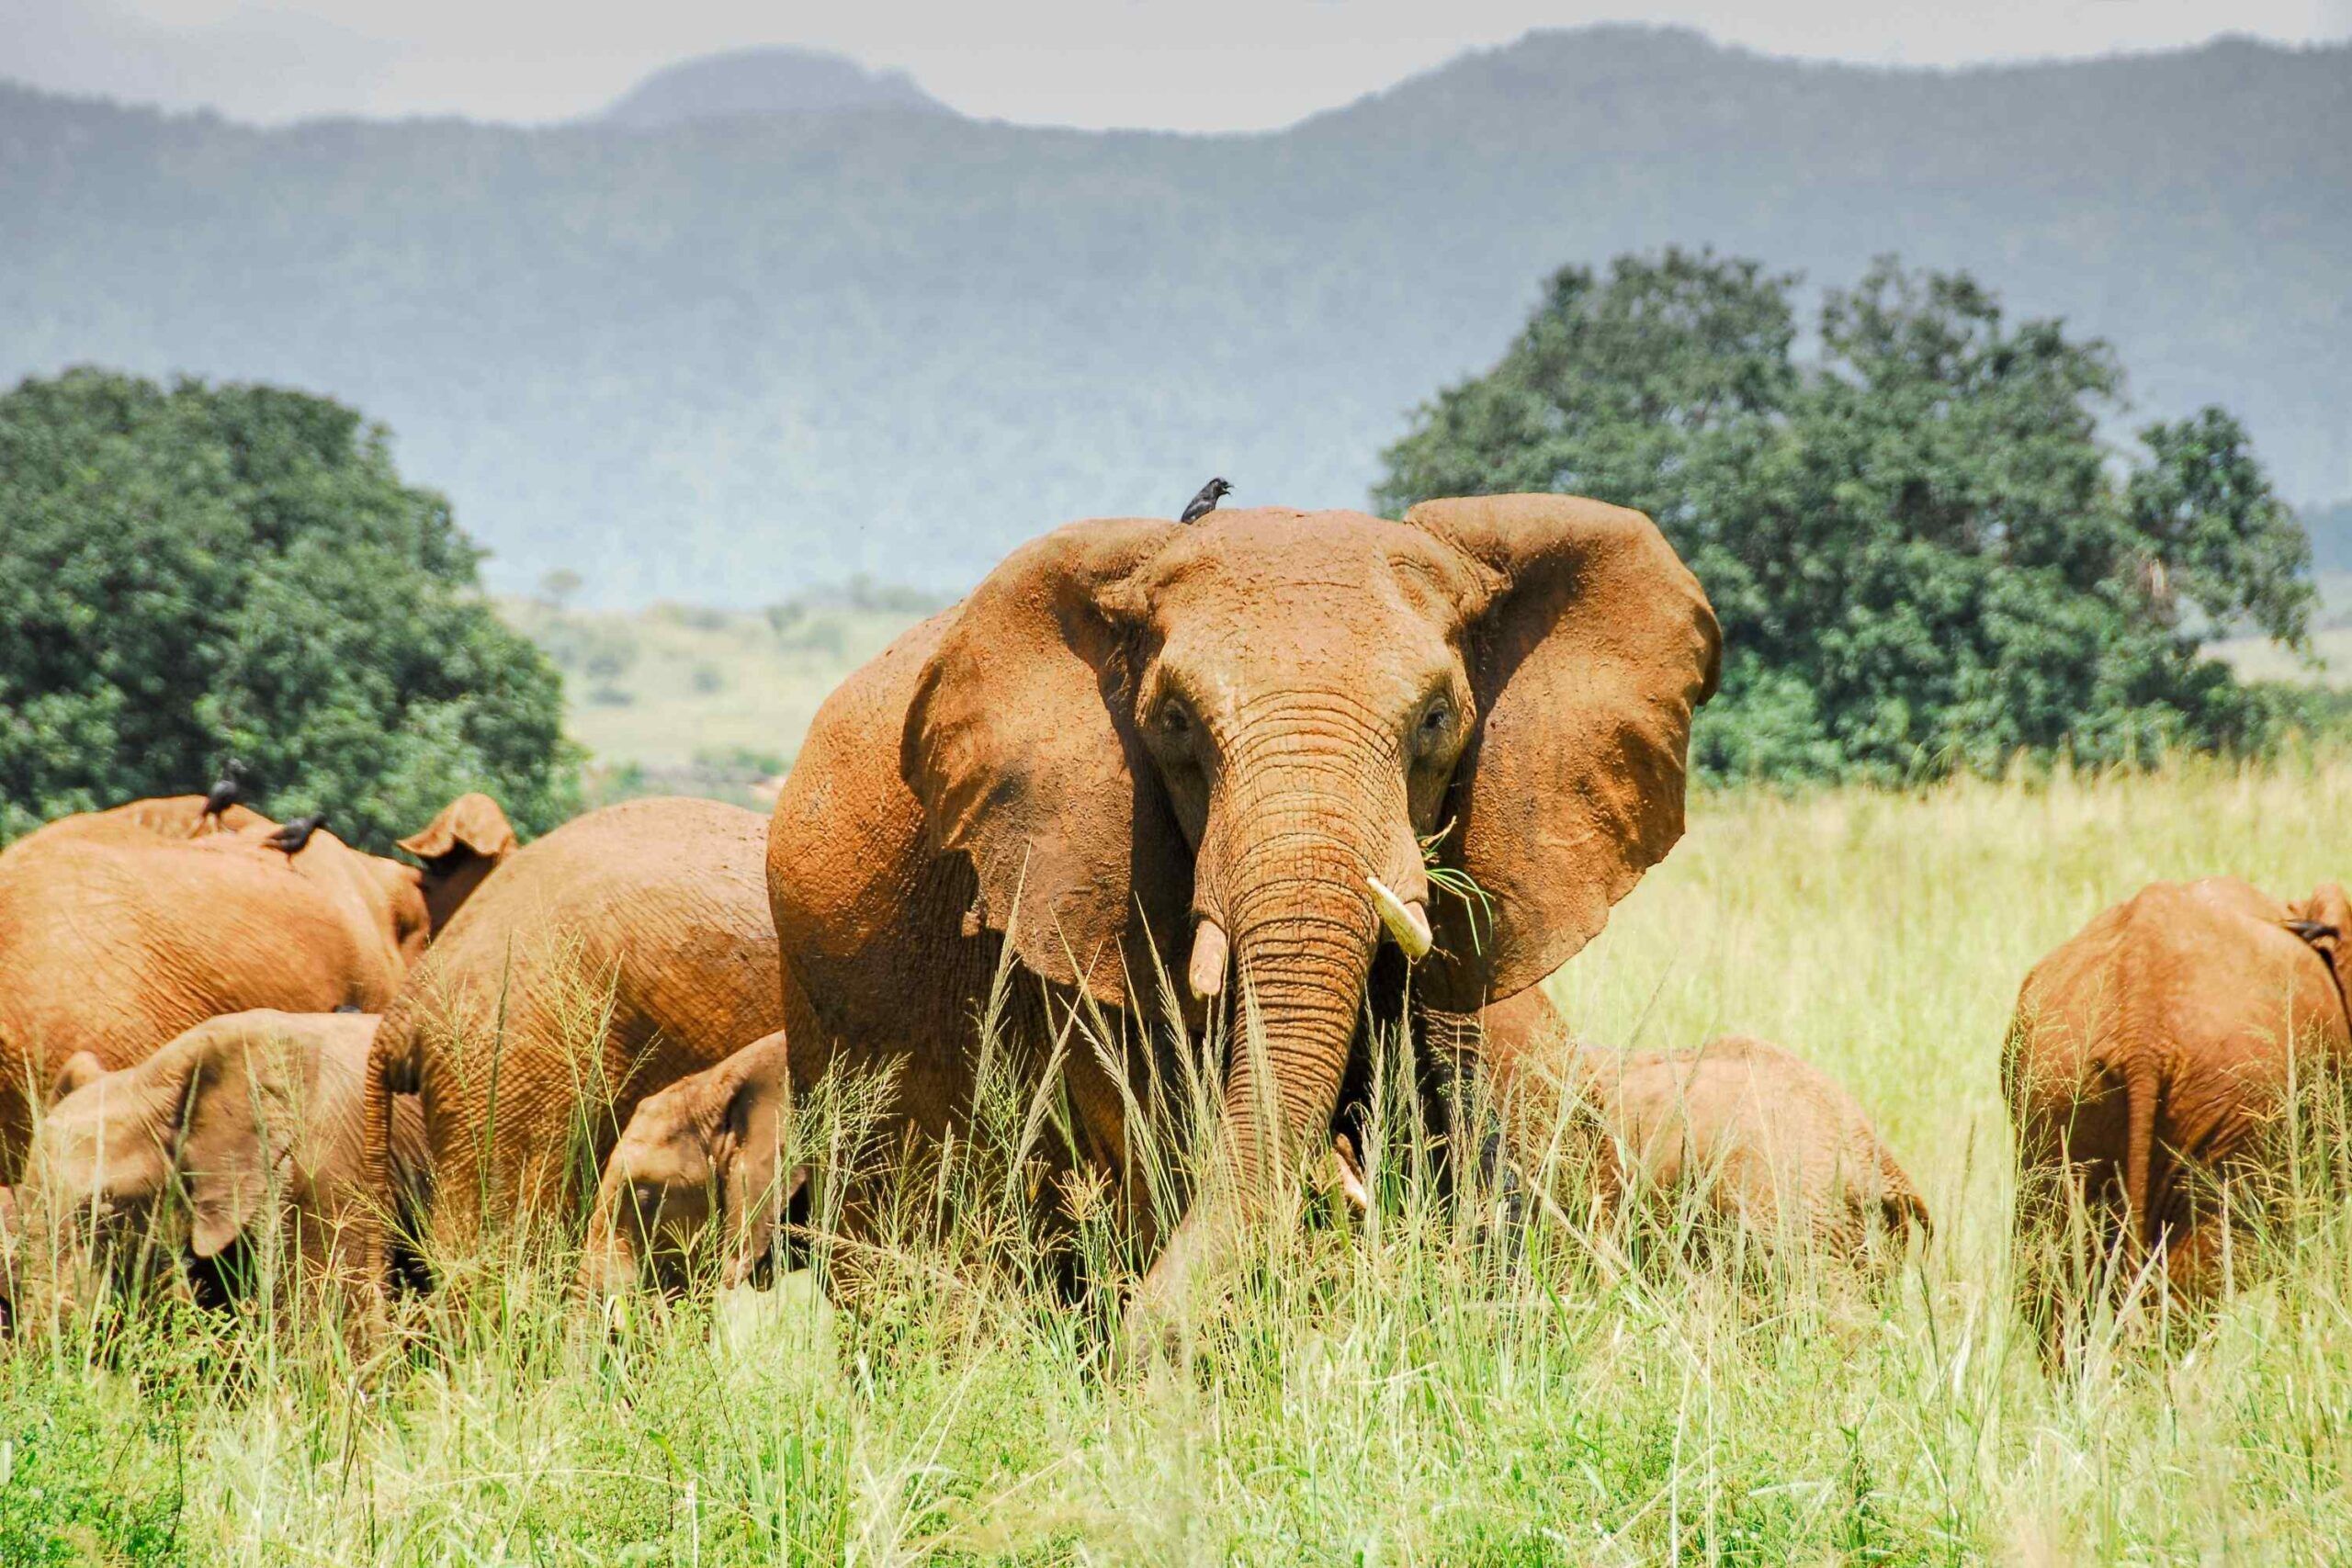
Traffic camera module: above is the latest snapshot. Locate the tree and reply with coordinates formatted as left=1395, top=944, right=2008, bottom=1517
left=0, top=369, right=581, bottom=845
left=537, top=569, right=585, bottom=609
left=1376, top=252, right=2314, bottom=783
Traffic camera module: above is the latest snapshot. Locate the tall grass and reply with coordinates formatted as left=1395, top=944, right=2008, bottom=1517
left=10, top=753, right=2352, bottom=1562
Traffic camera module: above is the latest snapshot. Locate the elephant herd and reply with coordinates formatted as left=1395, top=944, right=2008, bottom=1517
left=0, top=496, right=2339, bottom=1348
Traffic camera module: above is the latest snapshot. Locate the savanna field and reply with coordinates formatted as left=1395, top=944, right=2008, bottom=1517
left=10, top=753, right=2352, bottom=1565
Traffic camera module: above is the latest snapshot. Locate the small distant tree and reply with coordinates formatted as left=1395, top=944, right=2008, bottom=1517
left=0, top=369, right=581, bottom=845
left=1376, top=251, right=2313, bottom=783
left=537, top=568, right=585, bottom=609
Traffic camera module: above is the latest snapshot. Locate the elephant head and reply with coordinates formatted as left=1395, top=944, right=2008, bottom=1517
left=395, top=792, right=518, bottom=936
left=577, top=1031, right=798, bottom=1299
left=902, top=497, right=1718, bottom=1303
left=11, top=1015, right=357, bottom=1326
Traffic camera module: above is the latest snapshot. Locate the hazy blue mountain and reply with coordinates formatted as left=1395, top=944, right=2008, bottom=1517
left=2, top=26, right=2345, bottom=604
left=596, top=47, right=953, bottom=128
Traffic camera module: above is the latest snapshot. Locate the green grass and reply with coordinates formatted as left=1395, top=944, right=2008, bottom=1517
left=12, top=752, right=2352, bottom=1562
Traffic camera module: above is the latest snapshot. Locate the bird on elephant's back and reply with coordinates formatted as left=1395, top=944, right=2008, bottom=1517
left=0, top=792, right=514, bottom=1179
left=361, top=796, right=785, bottom=1285
left=2007, top=875, right=2352, bottom=1330
left=765, top=496, right=1720, bottom=1336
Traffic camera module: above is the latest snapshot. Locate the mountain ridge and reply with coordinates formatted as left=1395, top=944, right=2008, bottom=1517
left=2, top=26, right=2344, bottom=605
left=594, top=46, right=954, bottom=129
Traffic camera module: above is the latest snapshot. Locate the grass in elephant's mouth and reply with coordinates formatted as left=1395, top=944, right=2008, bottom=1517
left=16, top=750, right=2352, bottom=1562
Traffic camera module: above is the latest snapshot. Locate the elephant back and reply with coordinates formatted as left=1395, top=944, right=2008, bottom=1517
left=0, top=813, right=404, bottom=1176
left=373, top=796, right=785, bottom=1252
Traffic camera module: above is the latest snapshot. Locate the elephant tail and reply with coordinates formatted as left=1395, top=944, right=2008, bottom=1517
left=359, top=1017, right=420, bottom=1297
left=2120, top=1055, right=2163, bottom=1263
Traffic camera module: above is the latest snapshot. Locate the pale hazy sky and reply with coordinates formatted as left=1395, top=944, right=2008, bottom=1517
left=6, top=0, right=2349, bottom=130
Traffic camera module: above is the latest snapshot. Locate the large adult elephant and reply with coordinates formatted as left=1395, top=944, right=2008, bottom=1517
left=2006, top=876, right=2352, bottom=1321
left=0, top=793, right=513, bottom=1176
left=365, top=796, right=783, bottom=1271
left=768, top=498, right=1718, bottom=1321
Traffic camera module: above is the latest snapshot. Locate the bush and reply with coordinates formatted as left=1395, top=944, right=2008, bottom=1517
left=0, top=369, right=581, bottom=846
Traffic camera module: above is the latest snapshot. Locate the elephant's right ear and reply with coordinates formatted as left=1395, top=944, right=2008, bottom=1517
left=2292, top=883, right=2352, bottom=994
left=713, top=1032, right=799, bottom=1290
left=174, top=1036, right=301, bottom=1259
left=49, top=1053, right=107, bottom=1105
left=397, top=794, right=516, bottom=935
left=902, top=518, right=1188, bottom=1008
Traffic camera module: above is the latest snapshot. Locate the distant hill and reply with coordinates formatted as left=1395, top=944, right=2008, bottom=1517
left=2, top=26, right=2346, bottom=604
left=595, top=47, right=952, bottom=128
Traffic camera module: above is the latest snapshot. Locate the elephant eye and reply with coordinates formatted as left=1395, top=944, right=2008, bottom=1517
left=1159, top=702, right=1192, bottom=739
left=1416, top=698, right=1453, bottom=751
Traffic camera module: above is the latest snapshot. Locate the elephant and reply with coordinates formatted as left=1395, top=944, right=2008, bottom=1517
left=364, top=796, right=784, bottom=1280
left=764, top=497, right=1718, bottom=1325
left=576, top=1030, right=797, bottom=1298
left=5, top=1010, right=428, bottom=1330
left=0, top=793, right=514, bottom=1177
left=2005, top=876, right=2352, bottom=1319
left=1430, top=992, right=1925, bottom=1268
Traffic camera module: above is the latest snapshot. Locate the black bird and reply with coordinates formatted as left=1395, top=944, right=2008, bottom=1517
left=1179, top=477, right=1230, bottom=525
left=199, top=759, right=247, bottom=830
left=263, top=812, right=328, bottom=862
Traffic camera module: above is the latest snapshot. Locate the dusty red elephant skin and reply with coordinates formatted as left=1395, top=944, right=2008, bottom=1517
left=765, top=498, right=1719, bottom=1308
left=0, top=793, right=511, bottom=1179
left=365, top=796, right=785, bottom=1271
left=2006, top=875, right=2352, bottom=1311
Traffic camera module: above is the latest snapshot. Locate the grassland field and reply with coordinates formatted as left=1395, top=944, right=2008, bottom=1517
left=12, top=745, right=2352, bottom=1562
left=10, top=600, right=2352, bottom=1562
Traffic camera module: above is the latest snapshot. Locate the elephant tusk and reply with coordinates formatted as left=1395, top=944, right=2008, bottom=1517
left=1331, top=1132, right=1371, bottom=1216
left=1187, top=918, right=1229, bottom=999
left=1367, top=875, right=1432, bottom=960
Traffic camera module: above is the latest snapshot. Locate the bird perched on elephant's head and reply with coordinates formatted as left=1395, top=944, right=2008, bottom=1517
left=1178, top=477, right=1230, bottom=524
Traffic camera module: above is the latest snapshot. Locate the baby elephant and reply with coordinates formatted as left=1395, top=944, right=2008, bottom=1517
left=1473, top=996, right=1924, bottom=1269
left=9, top=1009, right=426, bottom=1327
left=577, top=1031, right=799, bottom=1298
left=1567, top=1035, right=1928, bottom=1264
left=2007, top=876, right=2352, bottom=1319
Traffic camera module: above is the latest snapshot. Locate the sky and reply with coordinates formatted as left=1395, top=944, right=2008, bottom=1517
left=6, top=0, right=2350, bottom=130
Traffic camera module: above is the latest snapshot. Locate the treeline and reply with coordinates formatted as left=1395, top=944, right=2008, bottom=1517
left=0, top=254, right=2336, bottom=820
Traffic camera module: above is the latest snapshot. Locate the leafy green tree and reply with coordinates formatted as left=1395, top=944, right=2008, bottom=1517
left=1377, top=252, right=2314, bottom=783
left=0, top=368, right=581, bottom=845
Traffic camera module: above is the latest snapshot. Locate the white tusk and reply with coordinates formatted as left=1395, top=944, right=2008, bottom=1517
left=1187, top=918, right=1228, bottom=999
left=1366, top=875, right=1432, bottom=959
left=1330, top=1133, right=1371, bottom=1215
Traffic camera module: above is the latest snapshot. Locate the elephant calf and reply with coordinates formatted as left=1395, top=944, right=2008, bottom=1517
left=368, top=796, right=784, bottom=1280
left=576, top=1030, right=798, bottom=1298
left=2006, top=876, right=2352, bottom=1317
left=8, top=1010, right=427, bottom=1327
left=1471, top=997, right=1925, bottom=1268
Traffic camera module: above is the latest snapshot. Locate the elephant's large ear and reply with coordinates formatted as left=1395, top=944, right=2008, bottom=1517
left=396, top=794, right=516, bottom=935
left=1407, top=494, right=1720, bottom=1009
left=903, top=518, right=1187, bottom=1007
left=2290, top=882, right=2352, bottom=998
left=174, top=1035, right=300, bottom=1259
left=49, top=1053, right=107, bottom=1105
left=714, top=1032, right=798, bottom=1290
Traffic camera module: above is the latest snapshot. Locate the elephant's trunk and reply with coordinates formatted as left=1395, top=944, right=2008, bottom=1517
left=575, top=1173, right=641, bottom=1303
left=1140, top=727, right=1426, bottom=1315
